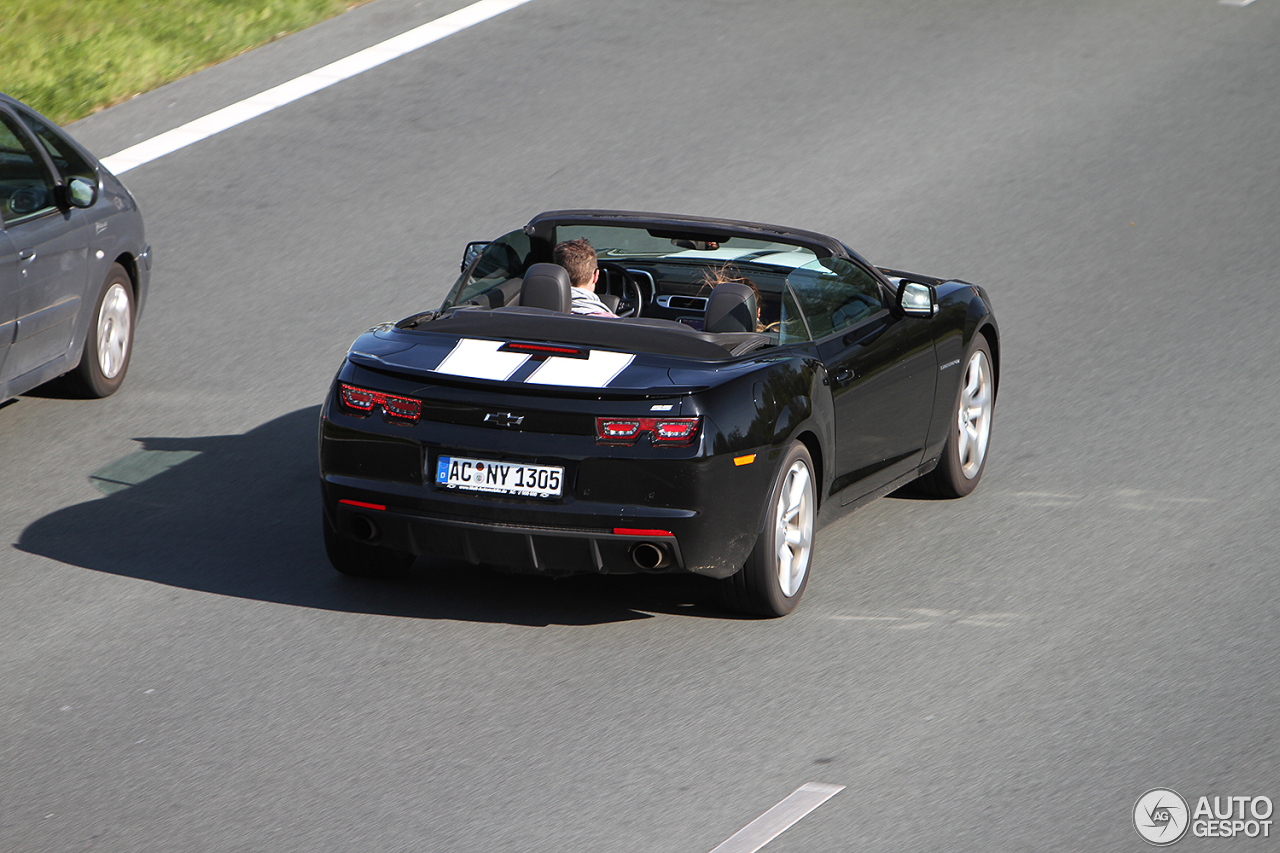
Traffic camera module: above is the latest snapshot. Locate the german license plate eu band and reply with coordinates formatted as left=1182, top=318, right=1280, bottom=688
left=435, top=455, right=563, bottom=498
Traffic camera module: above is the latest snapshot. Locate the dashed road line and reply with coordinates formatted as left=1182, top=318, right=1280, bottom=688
left=830, top=610, right=1026, bottom=629
left=708, top=783, right=844, bottom=853
left=101, top=0, right=534, bottom=174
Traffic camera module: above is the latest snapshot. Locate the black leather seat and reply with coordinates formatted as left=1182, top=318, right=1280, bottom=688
left=703, top=281, right=758, bottom=333
left=518, top=263, right=573, bottom=313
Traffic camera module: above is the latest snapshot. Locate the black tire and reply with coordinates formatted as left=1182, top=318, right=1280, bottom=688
left=915, top=336, right=995, bottom=498
left=67, top=263, right=134, bottom=398
left=322, top=511, right=415, bottom=579
left=719, top=441, right=817, bottom=617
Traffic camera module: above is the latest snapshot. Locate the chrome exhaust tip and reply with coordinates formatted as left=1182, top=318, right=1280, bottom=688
left=631, top=542, right=671, bottom=570
left=350, top=515, right=379, bottom=542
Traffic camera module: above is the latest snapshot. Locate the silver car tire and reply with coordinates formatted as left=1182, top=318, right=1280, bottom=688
left=916, top=336, right=995, bottom=498
left=720, top=441, right=817, bottom=617
left=69, top=263, right=134, bottom=398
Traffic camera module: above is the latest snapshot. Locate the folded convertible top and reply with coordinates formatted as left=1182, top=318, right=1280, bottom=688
left=406, top=306, right=737, bottom=361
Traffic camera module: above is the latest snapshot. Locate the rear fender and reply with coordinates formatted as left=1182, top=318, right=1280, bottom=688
left=695, top=355, right=832, bottom=536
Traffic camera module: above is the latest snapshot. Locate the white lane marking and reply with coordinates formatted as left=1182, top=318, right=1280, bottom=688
left=829, top=615, right=902, bottom=622
left=100, top=0, right=534, bottom=174
left=525, top=350, right=634, bottom=387
left=1219, top=0, right=1256, bottom=6
left=829, top=610, right=1025, bottom=629
left=434, top=338, right=529, bottom=380
left=708, top=783, right=844, bottom=853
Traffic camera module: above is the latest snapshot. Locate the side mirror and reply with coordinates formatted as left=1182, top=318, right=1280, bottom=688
left=63, top=176, right=98, bottom=209
left=898, top=280, right=937, bottom=317
left=461, top=241, right=489, bottom=272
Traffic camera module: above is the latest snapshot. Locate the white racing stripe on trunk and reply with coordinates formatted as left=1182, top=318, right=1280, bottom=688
left=433, top=338, right=529, bottom=381
left=525, top=350, right=635, bottom=387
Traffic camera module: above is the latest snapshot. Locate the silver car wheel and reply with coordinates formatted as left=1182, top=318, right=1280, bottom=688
left=96, top=282, right=132, bottom=380
left=957, top=348, right=993, bottom=479
left=774, top=458, right=814, bottom=597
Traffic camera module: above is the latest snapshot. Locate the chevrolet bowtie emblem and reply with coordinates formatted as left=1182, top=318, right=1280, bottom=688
left=484, top=412, right=525, bottom=427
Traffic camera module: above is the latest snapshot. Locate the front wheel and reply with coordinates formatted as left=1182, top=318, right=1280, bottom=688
left=67, top=263, right=134, bottom=397
left=916, top=337, right=995, bottom=498
left=323, top=511, right=415, bottom=579
left=719, top=441, right=817, bottom=617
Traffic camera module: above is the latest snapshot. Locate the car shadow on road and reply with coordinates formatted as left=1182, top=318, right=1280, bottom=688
left=16, top=406, right=728, bottom=627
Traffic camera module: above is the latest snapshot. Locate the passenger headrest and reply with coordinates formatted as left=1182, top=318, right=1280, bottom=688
left=519, top=263, right=573, bottom=313
left=704, top=281, right=758, bottom=334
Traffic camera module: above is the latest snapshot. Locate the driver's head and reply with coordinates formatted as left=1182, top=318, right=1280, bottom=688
left=553, top=238, right=598, bottom=290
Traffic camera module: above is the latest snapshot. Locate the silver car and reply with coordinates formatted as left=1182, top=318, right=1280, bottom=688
left=0, top=93, right=150, bottom=400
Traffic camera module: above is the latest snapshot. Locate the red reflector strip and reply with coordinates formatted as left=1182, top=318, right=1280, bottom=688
left=613, top=528, right=675, bottom=537
left=339, top=499, right=386, bottom=511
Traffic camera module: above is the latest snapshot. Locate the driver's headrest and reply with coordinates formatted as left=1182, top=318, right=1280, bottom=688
left=519, top=263, right=573, bottom=313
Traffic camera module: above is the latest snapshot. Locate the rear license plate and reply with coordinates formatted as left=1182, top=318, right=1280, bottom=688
left=435, top=455, right=564, bottom=499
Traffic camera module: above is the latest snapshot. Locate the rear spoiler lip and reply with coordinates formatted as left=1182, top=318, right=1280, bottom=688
left=345, top=352, right=714, bottom=399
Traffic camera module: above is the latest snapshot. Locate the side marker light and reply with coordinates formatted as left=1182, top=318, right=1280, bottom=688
left=734, top=454, right=757, bottom=466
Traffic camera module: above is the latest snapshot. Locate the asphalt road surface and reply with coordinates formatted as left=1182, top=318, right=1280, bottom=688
left=4, top=1, right=1278, bottom=850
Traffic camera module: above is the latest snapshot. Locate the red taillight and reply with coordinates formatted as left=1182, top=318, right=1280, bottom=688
left=598, top=418, right=643, bottom=440
left=595, top=416, right=700, bottom=445
left=339, top=383, right=422, bottom=422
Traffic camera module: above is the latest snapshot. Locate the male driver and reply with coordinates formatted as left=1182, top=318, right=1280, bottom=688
left=553, top=238, right=617, bottom=317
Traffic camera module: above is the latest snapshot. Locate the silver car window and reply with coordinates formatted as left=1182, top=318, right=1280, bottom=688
left=0, top=112, right=58, bottom=226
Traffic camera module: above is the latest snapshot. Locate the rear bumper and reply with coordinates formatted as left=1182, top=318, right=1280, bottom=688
left=319, top=428, right=774, bottom=580
left=323, top=494, right=692, bottom=576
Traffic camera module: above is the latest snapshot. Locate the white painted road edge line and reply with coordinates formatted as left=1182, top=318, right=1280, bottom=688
left=708, top=783, right=845, bottom=853
left=99, top=0, right=534, bottom=175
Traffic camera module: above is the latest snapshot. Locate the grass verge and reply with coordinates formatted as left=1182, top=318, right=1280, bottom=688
left=2, top=0, right=371, bottom=124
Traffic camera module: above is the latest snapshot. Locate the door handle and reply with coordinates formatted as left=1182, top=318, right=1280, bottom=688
left=18, top=247, right=36, bottom=263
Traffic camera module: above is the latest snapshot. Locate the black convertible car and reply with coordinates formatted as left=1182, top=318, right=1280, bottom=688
left=319, top=210, right=998, bottom=616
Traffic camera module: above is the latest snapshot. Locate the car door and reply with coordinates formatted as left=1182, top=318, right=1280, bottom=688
left=0, top=108, right=89, bottom=383
left=788, top=258, right=938, bottom=503
left=0, top=228, right=17, bottom=380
